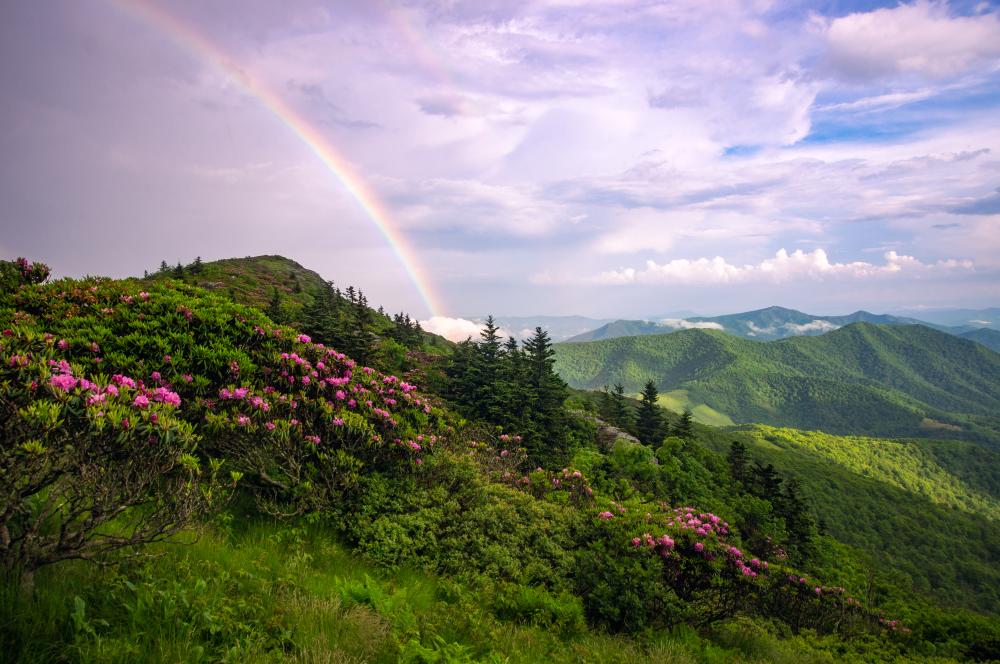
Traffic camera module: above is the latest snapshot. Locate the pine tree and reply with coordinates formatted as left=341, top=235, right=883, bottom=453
left=522, top=327, right=569, bottom=464
left=752, top=461, right=783, bottom=501
left=727, top=440, right=752, bottom=492
left=778, top=477, right=817, bottom=560
left=674, top=408, right=694, bottom=439
left=159, top=260, right=169, bottom=274
left=267, top=287, right=283, bottom=323
left=635, top=380, right=663, bottom=445
left=191, top=256, right=204, bottom=274
left=173, top=262, right=185, bottom=278
left=611, top=383, right=629, bottom=428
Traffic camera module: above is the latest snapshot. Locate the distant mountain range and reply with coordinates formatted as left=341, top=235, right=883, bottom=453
left=554, top=322, right=1000, bottom=444
left=563, top=305, right=999, bottom=348
left=490, top=316, right=615, bottom=342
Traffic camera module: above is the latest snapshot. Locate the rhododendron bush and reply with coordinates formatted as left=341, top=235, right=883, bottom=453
left=0, top=259, right=444, bottom=520
left=0, top=334, right=225, bottom=591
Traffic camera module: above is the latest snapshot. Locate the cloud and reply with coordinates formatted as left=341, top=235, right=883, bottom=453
left=658, top=318, right=724, bottom=331
left=952, top=188, right=1000, bottom=215
left=784, top=319, right=840, bottom=334
left=594, top=249, right=974, bottom=285
left=419, top=316, right=489, bottom=342
left=822, top=1, right=1000, bottom=81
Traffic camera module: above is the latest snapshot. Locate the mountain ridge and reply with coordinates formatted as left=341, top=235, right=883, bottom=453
left=554, top=322, right=1000, bottom=443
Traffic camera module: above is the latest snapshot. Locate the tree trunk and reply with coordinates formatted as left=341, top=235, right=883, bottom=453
left=19, top=567, right=34, bottom=596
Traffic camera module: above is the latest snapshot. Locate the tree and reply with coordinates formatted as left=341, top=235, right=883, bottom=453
left=173, top=262, right=185, bottom=278
left=191, top=256, right=204, bottom=274
left=635, top=380, right=663, bottom=445
left=751, top=461, right=783, bottom=502
left=778, top=477, right=817, bottom=560
left=674, top=408, right=694, bottom=439
left=522, top=327, right=570, bottom=464
left=727, top=440, right=752, bottom=492
left=159, top=260, right=170, bottom=274
left=611, top=383, right=630, bottom=428
left=267, top=287, right=283, bottom=323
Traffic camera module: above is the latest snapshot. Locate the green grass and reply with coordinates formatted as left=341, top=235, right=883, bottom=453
left=656, top=390, right=735, bottom=427
left=0, top=519, right=943, bottom=664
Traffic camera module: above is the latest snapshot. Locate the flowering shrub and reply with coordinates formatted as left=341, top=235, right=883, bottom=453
left=0, top=333, right=226, bottom=590
left=1, top=263, right=444, bottom=518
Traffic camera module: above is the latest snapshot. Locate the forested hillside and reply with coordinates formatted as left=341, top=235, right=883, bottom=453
left=3, top=256, right=1000, bottom=662
left=554, top=324, right=1000, bottom=444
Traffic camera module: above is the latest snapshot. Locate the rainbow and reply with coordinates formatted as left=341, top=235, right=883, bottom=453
left=109, top=0, right=443, bottom=317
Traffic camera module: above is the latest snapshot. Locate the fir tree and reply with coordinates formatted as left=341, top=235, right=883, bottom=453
left=611, top=383, right=629, bottom=428
left=159, top=260, right=169, bottom=274
left=635, top=380, right=663, bottom=445
left=191, top=256, right=204, bottom=274
left=267, top=287, right=283, bottom=323
left=752, top=461, right=783, bottom=501
left=727, top=440, right=752, bottom=492
left=674, top=408, right=694, bottom=439
left=173, top=262, right=185, bottom=278
left=522, top=327, right=569, bottom=464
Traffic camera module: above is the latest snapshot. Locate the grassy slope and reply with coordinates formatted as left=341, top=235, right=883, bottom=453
left=3, top=521, right=916, bottom=664
left=146, top=254, right=452, bottom=353
left=554, top=324, right=1000, bottom=442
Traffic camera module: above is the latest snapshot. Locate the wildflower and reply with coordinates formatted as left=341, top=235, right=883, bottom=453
left=57, top=339, right=70, bottom=350
left=631, top=537, right=642, bottom=547
left=332, top=417, right=345, bottom=426
left=50, top=373, right=78, bottom=392
left=265, top=422, right=276, bottom=431
left=598, top=511, right=614, bottom=520
left=694, top=542, right=705, bottom=553
left=304, top=435, right=321, bottom=444
left=133, top=394, right=150, bottom=408
left=297, top=334, right=311, bottom=343
left=236, top=415, right=250, bottom=426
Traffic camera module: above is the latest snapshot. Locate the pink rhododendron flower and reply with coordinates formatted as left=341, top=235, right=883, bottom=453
left=598, top=511, right=614, bottom=520
left=133, top=394, right=150, bottom=408
left=50, top=373, right=78, bottom=392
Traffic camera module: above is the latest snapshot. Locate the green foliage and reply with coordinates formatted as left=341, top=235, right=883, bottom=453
left=553, top=324, right=1000, bottom=444
left=635, top=380, right=664, bottom=445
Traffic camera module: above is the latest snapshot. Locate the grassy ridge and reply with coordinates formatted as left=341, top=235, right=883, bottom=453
left=554, top=324, right=1000, bottom=442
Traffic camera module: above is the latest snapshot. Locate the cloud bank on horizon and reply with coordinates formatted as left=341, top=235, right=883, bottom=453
left=1, top=0, right=999, bottom=318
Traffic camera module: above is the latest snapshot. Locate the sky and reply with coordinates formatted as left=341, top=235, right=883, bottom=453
left=2, top=0, right=1000, bottom=336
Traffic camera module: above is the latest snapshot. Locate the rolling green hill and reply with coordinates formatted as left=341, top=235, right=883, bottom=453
left=959, top=327, right=1000, bottom=353
left=554, top=323, right=1000, bottom=442
left=563, top=305, right=993, bottom=345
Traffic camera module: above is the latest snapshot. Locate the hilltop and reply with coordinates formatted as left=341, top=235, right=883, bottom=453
left=554, top=323, right=1000, bottom=443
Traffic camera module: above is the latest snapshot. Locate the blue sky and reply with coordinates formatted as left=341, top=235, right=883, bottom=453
left=1, top=0, right=999, bottom=337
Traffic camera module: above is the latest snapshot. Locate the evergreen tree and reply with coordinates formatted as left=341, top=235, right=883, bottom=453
left=778, top=477, right=817, bottom=560
left=267, top=287, right=283, bottom=323
left=611, top=383, right=629, bottom=428
left=159, top=260, right=169, bottom=274
left=727, top=440, right=752, bottom=492
left=191, top=256, right=204, bottom=274
left=522, top=327, right=569, bottom=464
left=674, top=408, right=694, bottom=439
left=173, top=262, right=185, bottom=278
left=751, top=461, right=783, bottom=501
left=635, top=380, right=663, bottom=445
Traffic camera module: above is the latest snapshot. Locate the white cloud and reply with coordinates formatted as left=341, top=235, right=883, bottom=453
left=822, top=1, right=1000, bottom=80
left=784, top=319, right=840, bottom=334
left=418, top=316, right=516, bottom=342
left=595, top=249, right=973, bottom=285
left=658, top=318, right=725, bottom=330
left=419, top=316, right=488, bottom=342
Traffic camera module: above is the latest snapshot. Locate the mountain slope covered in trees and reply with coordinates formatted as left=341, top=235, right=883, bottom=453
left=554, top=323, right=1000, bottom=443
left=564, top=305, right=985, bottom=344
left=4, top=257, right=1000, bottom=662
